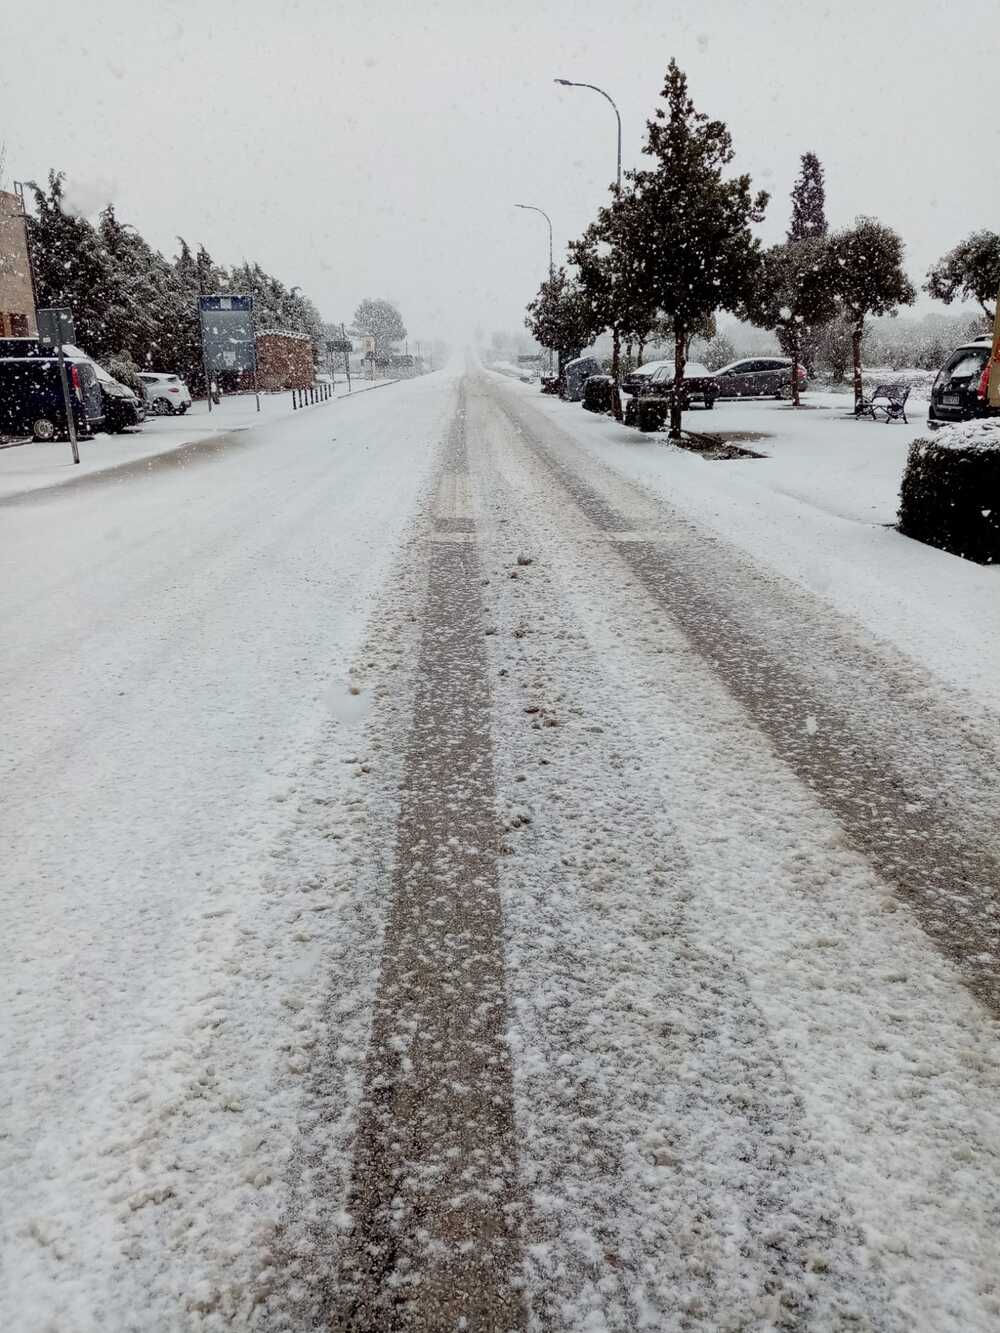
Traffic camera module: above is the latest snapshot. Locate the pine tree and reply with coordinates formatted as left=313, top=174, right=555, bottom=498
left=628, top=61, right=768, bottom=436
left=26, top=172, right=117, bottom=355
left=788, top=152, right=827, bottom=241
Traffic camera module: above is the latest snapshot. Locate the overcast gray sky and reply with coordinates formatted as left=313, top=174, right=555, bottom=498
left=3, top=0, right=998, bottom=344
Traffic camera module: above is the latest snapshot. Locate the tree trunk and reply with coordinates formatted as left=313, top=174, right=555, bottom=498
left=791, top=328, right=800, bottom=408
left=611, top=323, right=623, bottom=421
left=637, top=337, right=645, bottom=367
left=851, top=324, right=864, bottom=410
left=670, top=328, right=686, bottom=439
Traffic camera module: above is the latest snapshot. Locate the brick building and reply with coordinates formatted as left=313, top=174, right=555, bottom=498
left=0, top=191, right=37, bottom=337
left=255, top=332, right=314, bottom=390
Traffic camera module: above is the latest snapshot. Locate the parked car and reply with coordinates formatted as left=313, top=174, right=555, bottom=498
left=927, top=336, right=998, bottom=430
left=626, top=361, right=718, bottom=428
left=92, top=362, right=145, bottom=432
left=561, top=355, right=603, bottom=402
left=139, top=372, right=193, bottom=415
left=713, top=357, right=806, bottom=399
left=0, top=338, right=104, bottom=440
left=621, top=358, right=673, bottom=398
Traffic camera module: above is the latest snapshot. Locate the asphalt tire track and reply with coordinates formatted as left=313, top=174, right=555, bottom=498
left=328, top=385, right=526, bottom=1331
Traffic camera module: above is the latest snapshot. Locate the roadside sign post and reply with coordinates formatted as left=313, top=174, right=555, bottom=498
left=327, top=327, right=354, bottom=393
left=37, top=306, right=79, bottom=464
left=198, top=295, right=259, bottom=415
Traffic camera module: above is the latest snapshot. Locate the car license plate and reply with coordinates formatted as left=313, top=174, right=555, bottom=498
left=943, top=395, right=960, bottom=405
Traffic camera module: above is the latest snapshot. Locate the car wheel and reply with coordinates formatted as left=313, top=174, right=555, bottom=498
left=152, top=398, right=174, bottom=416
left=32, top=417, right=57, bottom=442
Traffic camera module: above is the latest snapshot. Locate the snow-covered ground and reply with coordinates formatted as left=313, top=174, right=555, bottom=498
left=0, top=381, right=397, bottom=501
left=5, top=359, right=1000, bottom=1330
left=488, top=374, right=1000, bottom=719
left=0, top=370, right=446, bottom=1329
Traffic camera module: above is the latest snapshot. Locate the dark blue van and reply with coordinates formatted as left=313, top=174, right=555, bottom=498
left=0, top=338, right=105, bottom=440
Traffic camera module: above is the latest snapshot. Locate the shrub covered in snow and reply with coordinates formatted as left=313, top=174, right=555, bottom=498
left=898, top=422, right=1000, bottom=563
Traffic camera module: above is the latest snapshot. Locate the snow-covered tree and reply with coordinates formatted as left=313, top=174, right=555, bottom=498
left=627, top=61, right=769, bottom=436
left=524, top=268, right=601, bottom=372
left=26, top=172, right=118, bottom=354
left=353, top=298, right=406, bottom=362
left=747, top=236, right=840, bottom=405
left=700, top=332, right=736, bottom=370
left=830, top=217, right=916, bottom=407
left=787, top=152, right=827, bottom=242
left=925, top=231, right=1000, bottom=323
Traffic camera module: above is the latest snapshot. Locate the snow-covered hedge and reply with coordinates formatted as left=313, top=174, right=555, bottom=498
left=898, top=421, right=1000, bottom=563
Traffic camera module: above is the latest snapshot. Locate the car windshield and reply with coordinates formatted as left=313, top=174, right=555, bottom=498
left=5, top=12, right=1000, bottom=1332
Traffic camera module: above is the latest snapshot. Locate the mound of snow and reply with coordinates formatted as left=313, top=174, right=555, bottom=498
left=931, top=419, right=1000, bottom=452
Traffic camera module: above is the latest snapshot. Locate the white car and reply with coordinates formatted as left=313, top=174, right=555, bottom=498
left=139, top=372, right=192, bottom=415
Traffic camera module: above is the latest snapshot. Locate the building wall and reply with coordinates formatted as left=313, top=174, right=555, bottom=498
left=0, top=191, right=37, bottom=337
left=256, top=333, right=314, bottom=391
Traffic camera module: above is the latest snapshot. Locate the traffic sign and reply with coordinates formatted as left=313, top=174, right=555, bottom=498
left=37, top=307, right=75, bottom=348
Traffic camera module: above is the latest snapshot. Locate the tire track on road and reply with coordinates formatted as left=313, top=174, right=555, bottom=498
left=486, top=378, right=1000, bottom=1013
left=328, top=385, right=526, bottom=1331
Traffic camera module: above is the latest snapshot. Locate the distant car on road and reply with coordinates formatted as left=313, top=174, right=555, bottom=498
left=713, top=357, right=806, bottom=399
left=139, top=372, right=192, bottom=415
left=927, top=335, right=998, bottom=429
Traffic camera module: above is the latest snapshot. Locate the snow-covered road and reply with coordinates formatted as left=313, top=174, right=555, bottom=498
left=3, top=362, right=1000, bottom=1331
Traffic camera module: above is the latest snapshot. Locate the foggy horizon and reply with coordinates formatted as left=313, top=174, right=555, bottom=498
left=4, top=0, right=998, bottom=342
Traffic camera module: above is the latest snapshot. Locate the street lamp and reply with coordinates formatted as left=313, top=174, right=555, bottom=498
left=553, top=79, right=622, bottom=192
left=514, top=203, right=554, bottom=278
left=515, top=203, right=555, bottom=373
left=553, top=79, right=625, bottom=417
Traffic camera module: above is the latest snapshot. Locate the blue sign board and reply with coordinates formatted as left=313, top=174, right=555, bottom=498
left=199, top=294, right=257, bottom=372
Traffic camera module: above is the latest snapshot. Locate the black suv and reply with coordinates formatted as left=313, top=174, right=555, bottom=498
left=928, top=336, right=997, bottom=429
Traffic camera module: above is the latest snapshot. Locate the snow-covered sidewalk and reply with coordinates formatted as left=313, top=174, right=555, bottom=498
left=487, top=373, right=1000, bottom=720
left=0, top=379, right=398, bottom=501
left=0, top=370, right=444, bottom=1330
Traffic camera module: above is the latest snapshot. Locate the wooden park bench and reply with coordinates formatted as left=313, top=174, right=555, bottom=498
left=855, top=383, right=911, bottom=423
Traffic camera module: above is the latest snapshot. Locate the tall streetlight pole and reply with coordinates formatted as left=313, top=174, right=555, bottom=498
left=515, top=203, right=554, bottom=373
left=554, top=79, right=621, bottom=193
left=554, top=78, right=624, bottom=418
